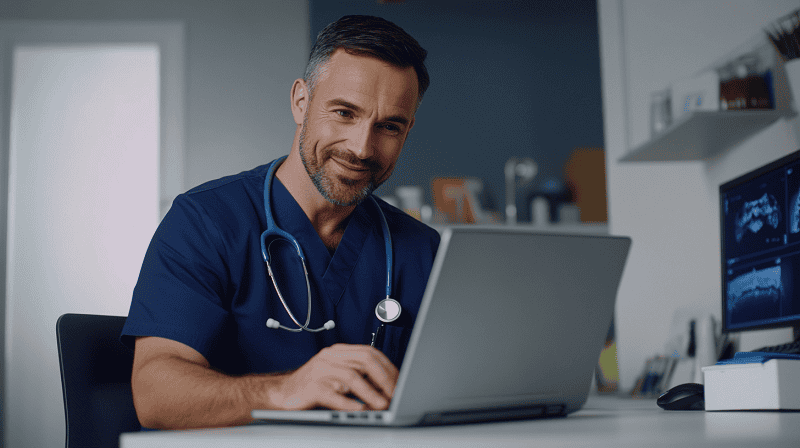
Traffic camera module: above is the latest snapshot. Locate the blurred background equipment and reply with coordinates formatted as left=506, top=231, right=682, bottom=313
left=504, top=157, right=538, bottom=224
left=765, top=8, right=800, bottom=61
left=595, top=319, right=619, bottom=394
left=767, top=8, right=800, bottom=121
left=649, top=88, right=672, bottom=136
left=431, top=177, right=501, bottom=225
left=718, top=51, right=774, bottom=111
left=564, top=148, right=608, bottom=223
left=395, top=185, right=425, bottom=221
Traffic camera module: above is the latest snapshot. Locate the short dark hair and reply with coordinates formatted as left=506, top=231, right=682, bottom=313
left=304, top=15, right=429, bottom=109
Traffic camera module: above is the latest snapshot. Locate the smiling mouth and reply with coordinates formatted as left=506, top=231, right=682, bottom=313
left=331, top=157, right=372, bottom=175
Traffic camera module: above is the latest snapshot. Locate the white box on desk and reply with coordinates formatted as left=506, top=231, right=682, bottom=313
left=702, top=359, right=800, bottom=411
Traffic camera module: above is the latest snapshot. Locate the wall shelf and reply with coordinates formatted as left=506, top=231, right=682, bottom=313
left=620, top=110, right=792, bottom=162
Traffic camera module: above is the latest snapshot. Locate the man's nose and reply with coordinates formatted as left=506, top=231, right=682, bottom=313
left=348, top=122, right=375, bottom=160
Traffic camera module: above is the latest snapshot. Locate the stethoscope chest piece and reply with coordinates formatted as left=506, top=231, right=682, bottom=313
left=371, top=298, right=402, bottom=348
left=375, top=298, right=402, bottom=323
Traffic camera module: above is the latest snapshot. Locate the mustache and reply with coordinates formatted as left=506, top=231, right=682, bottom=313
left=327, top=148, right=383, bottom=172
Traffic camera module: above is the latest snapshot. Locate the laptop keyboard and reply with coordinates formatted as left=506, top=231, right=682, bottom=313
left=753, top=339, right=800, bottom=355
left=330, top=410, right=384, bottom=422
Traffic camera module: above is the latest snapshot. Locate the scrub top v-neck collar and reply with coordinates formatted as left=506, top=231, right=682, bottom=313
left=269, top=175, right=375, bottom=307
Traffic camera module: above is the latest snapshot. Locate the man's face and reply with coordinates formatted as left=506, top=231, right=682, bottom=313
left=299, top=49, right=417, bottom=207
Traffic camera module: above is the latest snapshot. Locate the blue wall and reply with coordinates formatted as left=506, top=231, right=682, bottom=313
left=309, top=0, right=603, bottom=220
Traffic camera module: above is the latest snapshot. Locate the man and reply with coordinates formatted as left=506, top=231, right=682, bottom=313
left=121, top=15, right=439, bottom=429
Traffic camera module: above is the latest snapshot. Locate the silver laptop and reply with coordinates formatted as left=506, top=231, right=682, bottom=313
left=252, top=226, right=631, bottom=426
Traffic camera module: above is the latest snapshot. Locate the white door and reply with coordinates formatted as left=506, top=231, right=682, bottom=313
left=1, top=22, right=184, bottom=448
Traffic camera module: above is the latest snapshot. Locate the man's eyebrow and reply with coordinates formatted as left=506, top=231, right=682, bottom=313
left=327, top=98, right=410, bottom=126
left=384, top=114, right=410, bottom=126
left=328, top=98, right=363, bottom=113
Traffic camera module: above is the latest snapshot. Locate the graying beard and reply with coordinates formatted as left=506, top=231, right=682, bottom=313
left=310, top=169, right=374, bottom=207
left=299, top=119, right=375, bottom=207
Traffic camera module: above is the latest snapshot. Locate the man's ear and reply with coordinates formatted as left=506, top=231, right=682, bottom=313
left=290, top=79, right=308, bottom=125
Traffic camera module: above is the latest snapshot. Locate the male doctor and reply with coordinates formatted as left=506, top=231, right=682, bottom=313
left=121, top=15, right=440, bottom=429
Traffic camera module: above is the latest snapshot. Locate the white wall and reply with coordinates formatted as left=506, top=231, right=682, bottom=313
left=599, top=0, right=800, bottom=391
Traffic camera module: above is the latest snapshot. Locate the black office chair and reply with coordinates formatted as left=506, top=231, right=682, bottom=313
left=56, top=313, right=141, bottom=448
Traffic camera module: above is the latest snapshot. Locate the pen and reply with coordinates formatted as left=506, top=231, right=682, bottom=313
left=370, top=324, right=385, bottom=348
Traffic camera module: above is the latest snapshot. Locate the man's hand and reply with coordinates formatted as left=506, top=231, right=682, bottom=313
left=273, top=343, right=399, bottom=411
left=131, top=337, right=398, bottom=429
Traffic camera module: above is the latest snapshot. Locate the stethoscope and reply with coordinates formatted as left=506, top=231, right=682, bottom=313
left=261, top=156, right=403, bottom=341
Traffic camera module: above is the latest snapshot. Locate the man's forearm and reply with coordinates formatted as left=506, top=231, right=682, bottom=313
left=132, top=354, right=285, bottom=429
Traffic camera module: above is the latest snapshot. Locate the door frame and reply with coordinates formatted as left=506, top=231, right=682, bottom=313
left=0, top=21, right=185, bottom=444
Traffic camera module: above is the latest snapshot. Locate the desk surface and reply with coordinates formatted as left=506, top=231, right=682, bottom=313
left=120, top=395, right=800, bottom=448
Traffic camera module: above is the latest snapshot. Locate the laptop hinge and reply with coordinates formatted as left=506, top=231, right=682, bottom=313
left=419, top=403, right=565, bottom=425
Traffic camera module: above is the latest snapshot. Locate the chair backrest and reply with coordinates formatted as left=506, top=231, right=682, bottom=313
left=56, top=313, right=141, bottom=448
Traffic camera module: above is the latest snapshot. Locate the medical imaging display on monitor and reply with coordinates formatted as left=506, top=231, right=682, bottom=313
left=721, top=150, right=800, bottom=332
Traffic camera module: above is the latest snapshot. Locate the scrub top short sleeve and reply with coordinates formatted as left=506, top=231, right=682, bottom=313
left=121, top=192, right=233, bottom=361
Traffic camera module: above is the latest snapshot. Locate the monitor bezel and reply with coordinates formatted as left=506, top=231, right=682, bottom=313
left=720, top=148, right=800, bottom=334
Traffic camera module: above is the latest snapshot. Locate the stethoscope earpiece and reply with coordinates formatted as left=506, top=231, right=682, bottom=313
left=266, top=317, right=335, bottom=332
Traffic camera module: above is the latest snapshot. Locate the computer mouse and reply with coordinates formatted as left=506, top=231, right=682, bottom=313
left=657, top=382, right=705, bottom=411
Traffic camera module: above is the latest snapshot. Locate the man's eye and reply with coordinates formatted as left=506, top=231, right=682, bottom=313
left=336, top=110, right=352, bottom=118
left=381, top=124, right=400, bottom=134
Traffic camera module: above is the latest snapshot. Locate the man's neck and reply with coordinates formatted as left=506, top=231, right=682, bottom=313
left=275, top=152, right=356, bottom=251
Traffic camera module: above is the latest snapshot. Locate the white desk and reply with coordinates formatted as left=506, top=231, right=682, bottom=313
left=120, top=395, right=800, bottom=448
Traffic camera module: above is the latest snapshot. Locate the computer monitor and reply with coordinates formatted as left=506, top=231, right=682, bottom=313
left=720, top=149, right=800, bottom=339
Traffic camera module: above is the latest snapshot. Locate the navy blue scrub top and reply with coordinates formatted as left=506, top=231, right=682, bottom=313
left=122, top=160, right=440, bottom=375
